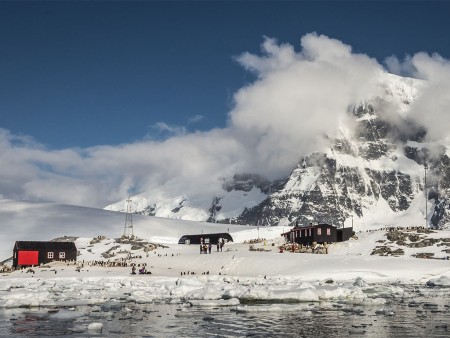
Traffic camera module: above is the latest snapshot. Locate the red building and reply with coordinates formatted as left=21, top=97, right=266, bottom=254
left=13, top=241, right=77, bottom=268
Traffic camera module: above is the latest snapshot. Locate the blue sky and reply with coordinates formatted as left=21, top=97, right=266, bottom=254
left=1, top=1, right=450, bottom=149
left=2, top=1, right=450, bottom=207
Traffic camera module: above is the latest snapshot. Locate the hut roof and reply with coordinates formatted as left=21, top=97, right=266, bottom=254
left=15, top=241, right=77, bottom=251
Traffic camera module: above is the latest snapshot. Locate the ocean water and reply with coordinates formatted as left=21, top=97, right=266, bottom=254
left=1, top=286, right=449, bottom=337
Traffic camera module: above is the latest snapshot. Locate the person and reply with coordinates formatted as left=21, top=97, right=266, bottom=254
left=200, top=244, right=203, bottom=254
left=217, top=242, right=220, bottom=252
left=220, top=240, right=224, bottom=252
left=208, top=243, right=212, bottom=254
left=139, top=266, right=146, bottom=274
left=131, top=265, right=136, bottom=274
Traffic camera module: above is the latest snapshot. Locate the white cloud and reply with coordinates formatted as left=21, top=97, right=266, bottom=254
left=385, top=55, right=415, bottom=78
left=229, top=33, right=383, bottom=177
left=147, top=122, right=187, bottom=139
left=188, top=114, right=204, bottom=124
left=2, top=33, right=450, bottom=208
left=386, top=53, right=450, bottom=141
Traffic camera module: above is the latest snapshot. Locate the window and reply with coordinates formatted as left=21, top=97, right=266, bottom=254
left=308, top=229, right=312, bottom=236
left=317, top=228, right=322, bottom=235
left=59, top=252, right=65, bottom=259
left=327, top=228, right=331, bottom=236
left=47, top=252, right=54, bottom=259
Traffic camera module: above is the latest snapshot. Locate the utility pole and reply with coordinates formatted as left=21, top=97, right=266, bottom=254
left=424, top=163, right=428, bottom=229
left=123, top=195, right=135, bottom=239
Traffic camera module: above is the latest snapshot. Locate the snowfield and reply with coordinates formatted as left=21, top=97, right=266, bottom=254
left=1, top=198, right=450, bottom=310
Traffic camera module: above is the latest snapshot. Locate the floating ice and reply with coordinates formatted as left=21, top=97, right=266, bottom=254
left=88, top=322, right=103, bottom=332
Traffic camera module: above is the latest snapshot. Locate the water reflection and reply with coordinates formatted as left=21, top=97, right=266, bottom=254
left=0, top=286, right=449, bottom=337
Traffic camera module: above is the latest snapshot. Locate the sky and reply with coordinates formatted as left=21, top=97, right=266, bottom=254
left=1, top=1, right=450, bottom=208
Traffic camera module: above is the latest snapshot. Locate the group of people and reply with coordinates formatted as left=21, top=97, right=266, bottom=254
left=200, top=243, right=212, bottom=254
left=200, top=238, right=225, bottom=254
left=131, top=263, right=151, bottom=275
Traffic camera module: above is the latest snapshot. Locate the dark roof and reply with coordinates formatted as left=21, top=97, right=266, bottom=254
left=178, top=233, right=233, bottom=244
left=179, top=233, right=233, bottom=239
left=291, top=224, right=335, bottom=230
left=15, top=241, right=77, bottom=251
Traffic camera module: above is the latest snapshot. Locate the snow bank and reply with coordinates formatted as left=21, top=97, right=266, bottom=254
left=0, top=274, right=412, bottom=309
left=1, top=244, right=449, bottom=310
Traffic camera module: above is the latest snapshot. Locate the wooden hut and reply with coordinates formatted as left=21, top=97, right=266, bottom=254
left=13, top=241, right=77, bottom=268
left=282, top=224, right=353, bottom=245
left=282, top=224, right=337, bottom=246
left=178, top=233, right=233, bottom=245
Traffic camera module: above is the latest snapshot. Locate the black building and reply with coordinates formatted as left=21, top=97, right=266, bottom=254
left=178, top=233, right=233, bottom=245
left=337, top=227, right=354, bottom=242
left=282, top=224, right=353, bottom=246
left=13, top=241, right=77, bottom=268
left=283, top=224, right=337, bottom=246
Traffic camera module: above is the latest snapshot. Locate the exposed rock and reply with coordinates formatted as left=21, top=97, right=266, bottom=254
left=406, top=239, right=440, bottom=248
left=386, top=231, right=407, bottom=242
left=408, top=234, right=421, bottom=242
left=101, top=245, right=120, bottom=258
left=412, top=253, right=435, bottom=259
left=90, top=236, right=107, bottom=245
left=371, top=246, right=404, bottom=256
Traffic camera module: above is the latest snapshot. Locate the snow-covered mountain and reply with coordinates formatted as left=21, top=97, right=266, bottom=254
left=106, top=74, right=450, bottom=229
left=105, top=174, right=281, bottom=223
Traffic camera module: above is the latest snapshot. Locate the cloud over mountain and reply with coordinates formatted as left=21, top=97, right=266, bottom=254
left=1, top=33, right=450, bottom=208
left=387, top=52, right=450, bottom=141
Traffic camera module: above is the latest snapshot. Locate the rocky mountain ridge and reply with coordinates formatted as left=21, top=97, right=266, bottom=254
left=105, top=74, right=450, bottom=229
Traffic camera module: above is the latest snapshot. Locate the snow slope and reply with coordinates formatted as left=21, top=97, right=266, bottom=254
left=0, top=198, right=279, bottom=262
left=2, top=198, right=450, bottom=310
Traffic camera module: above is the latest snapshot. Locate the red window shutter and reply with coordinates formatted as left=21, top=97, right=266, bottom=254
left=18, top=251, right=39, bottom=266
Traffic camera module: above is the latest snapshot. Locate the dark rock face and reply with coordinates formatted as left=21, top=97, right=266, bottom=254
left=233, top=101, right=450, bottom=228
left=171, top=199, right=186, bottom=214
left=207, top=197, right=222, bottom=223
left=135, top=204, right=156, bottom=217
left=222, top=173, right=275, bottom=194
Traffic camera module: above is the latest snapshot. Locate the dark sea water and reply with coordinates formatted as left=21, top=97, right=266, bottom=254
left=1, top=286, right=449, bottom=337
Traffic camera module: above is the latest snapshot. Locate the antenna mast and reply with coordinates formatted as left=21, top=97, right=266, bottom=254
left=123, top=195, right=135, bottom=239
